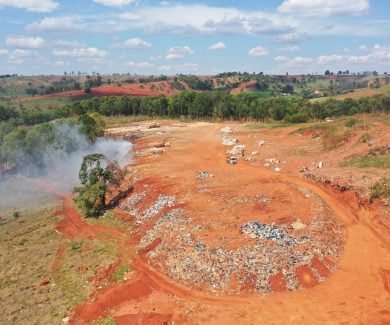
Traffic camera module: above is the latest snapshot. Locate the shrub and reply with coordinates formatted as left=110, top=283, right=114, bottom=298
left=370, top=178, right=390, bottom=202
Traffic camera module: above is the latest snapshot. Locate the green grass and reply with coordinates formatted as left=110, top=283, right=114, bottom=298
left=16, top=95, right=87, bottom=110
left=102, top=115, right=154, bottom=128
left=340, top=155, right=390, bottom=168
left=370, top=178, right=390, bottom=202
left=246, top=121, right=294, bottom=129
left=111, top=263, right=129, bottom=283
left=92, top=317, right=116, bottom=325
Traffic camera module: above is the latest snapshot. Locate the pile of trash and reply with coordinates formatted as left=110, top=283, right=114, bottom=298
left=196, top=171, right=213, bottom=179
left=119, top=192, right=146, bottom=215
left=136, top=185, right=345, bottom=296
left=241, top=221, right=296, bottom=247
left=222, top=137, right=238, bottom=146
left=227, top=145, right=246, bottom=155
left=220, top=126, right=233, bottom=133
left=141, top=194, right=176, bottom=219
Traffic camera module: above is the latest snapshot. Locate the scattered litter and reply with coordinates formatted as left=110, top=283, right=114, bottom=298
left=221, top=127, right=233, bottom=133
left=222, top=137, right=238, bottom=146
left=150, top=148, right=164, bottom=154
left=141, top=194, right=176, bottom=219
left=274, top=167, right=281, bottom=172
left=148, top=122, right=161, bottom=129
left=258, top=140, right=266, bottom=146
left=227, top=145, right=246, bottom=155
left=291, top=219, right=307, bottom=230
left=226, top=157, right=238, bottom=164
left=196, top=171, right=214, bottom=179
left=241, top=221, right=296, bottom=247
left=251, top=151, right=259, bottom=156
left=318, top=161, right=324, bottom=169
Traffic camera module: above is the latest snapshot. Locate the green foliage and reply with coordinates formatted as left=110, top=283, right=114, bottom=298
left=74, top=181, right=106, bottom=217
left=74, top=153, right=122, bottom=217
left=111, top=264, right=129, bottom=282
left=370, top=178, right=390, bottom=202
left=345, top=118, right=358, bottom=127
left=322, top=125, right=352, bottom=150
left=340, top=155, right=390, bottom=168
left=0, top=117, right=103, bottom=173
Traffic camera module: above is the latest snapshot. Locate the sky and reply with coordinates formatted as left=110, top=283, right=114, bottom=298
left=0, top=0, right=389, bottom=75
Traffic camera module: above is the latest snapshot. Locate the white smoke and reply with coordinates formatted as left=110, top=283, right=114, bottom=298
left=0, top=124, right=133, bottom=212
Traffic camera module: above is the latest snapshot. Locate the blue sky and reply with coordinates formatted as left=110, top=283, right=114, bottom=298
left=0, top=0, right=389, bottom=75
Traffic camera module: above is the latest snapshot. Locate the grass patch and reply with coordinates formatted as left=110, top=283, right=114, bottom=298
left=111, top=263, right=129, bottom=283
left=0, top=203, right=70, bottom=324
left=92, top=317, right=116, bottom=325
left=102, top=115, right=154, bottom=128
left=246, top=122, right=293, bottom=129
left=370, top=178, right=390, bottom=202
left=340, top=155, right=390, bottom=168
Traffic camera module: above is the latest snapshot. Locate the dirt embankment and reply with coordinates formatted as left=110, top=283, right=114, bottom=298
left=49, top=121, right=390, bottom=324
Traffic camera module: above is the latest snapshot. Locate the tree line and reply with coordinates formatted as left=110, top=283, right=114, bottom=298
left=1, top=92, right=389, bottom=128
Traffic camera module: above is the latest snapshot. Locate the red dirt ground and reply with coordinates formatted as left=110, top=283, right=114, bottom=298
left=44, top=121, right=390, bottom=324
left=15, top=81, right=184, bottom=102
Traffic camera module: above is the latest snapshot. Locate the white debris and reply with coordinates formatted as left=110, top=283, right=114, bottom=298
left=258, top=140, right=266, bottom=146
left=274, top=167, right=281, bottom=172
left=318, top=161, right=324, bottom=168
left=251, top=151, right=259, bottom=156
left=227, top=145, right=246, bottom=155
left=291, top=219, right=307, bottom=230
left=221, top=126, right=233, bottom=133
left=150, top=148, right=164, bottom=154
left=222, top=137, right=238, bottom=146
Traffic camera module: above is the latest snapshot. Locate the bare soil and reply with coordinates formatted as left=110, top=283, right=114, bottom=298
left=65, top=119, right=389, bottom=324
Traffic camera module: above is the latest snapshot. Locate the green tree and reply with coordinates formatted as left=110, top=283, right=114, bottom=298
left=73, top=154, right=122, bottom=217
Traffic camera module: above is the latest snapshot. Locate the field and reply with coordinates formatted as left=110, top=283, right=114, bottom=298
left=1, top=115, right=389, bottom=324
left=333, top=83, right=390, bottom=100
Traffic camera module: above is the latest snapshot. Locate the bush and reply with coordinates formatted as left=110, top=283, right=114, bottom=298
left=285, top=112, right=309, bottom=123
left=345, top=118, right=358, bottom=128
left=370, top=178, right=390, bottom=202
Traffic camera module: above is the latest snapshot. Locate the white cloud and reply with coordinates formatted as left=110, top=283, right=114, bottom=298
left=0, top=49, right=9, bottom=56
left=116, top=4, right=298, bottom=38
left=278, top=0, right=370, bottom=17
left=53, top=60, right=65, bottom=66
left=8, top=59, right=24, bottom=65
left=76, top=58, right=106, bottom=64
left=121, top=37, right=152, bottom=49
left=125, top=61, right=154, bottom=68
left=166, top=46, right=194, bottom=60
left=9, top=49, right=38, bottom=59
left=317, top=54, right=344, bottom=64
left=6, top=36, right=45, bottom=49
left=0, top=0, right=58, bottom=12
left=249, top=46, right=268, bottom=57
left=209, top=42, right=226, bottom=50
left=274, top=56, right=289, bottom=62
left=278, top=45, right=299, bottom=52
left=359, top=45, right=368, bottom=51
left=277, top=32, right=308, bottom=43
left=25, top=16, right=85, bottom=33
left=54, top=40, right=86, bottom=48
left=93, top=0, right=136, bottom=7
left=53, top=47, right=107, bottom=58
left=118, top=12, right=141, bottom=20
left=158, top=63, right=199, bottom=72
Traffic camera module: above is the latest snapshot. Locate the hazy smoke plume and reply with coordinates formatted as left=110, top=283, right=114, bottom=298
left=0, top=124, right=132, bottom=213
